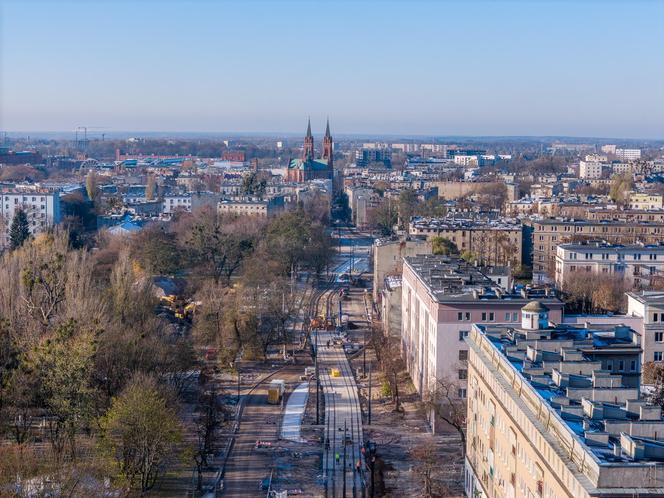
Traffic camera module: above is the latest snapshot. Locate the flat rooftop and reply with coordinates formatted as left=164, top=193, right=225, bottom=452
left=473, top=321, right=664, bottom=467
left=404, top=254, right=560, bottom=304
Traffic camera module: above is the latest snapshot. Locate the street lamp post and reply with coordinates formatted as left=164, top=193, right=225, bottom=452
left=368, top=364, right=372, bottom=425
left=315, top=327, right=320, bottom=425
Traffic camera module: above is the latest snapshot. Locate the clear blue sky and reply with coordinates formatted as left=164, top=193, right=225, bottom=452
left=1, top=0, right=663, bottom=138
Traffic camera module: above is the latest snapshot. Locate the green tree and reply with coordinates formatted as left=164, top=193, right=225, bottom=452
left=609, top=173, right=634, bottom=205
left=30, top=320, right=98, bottom=460
left=9, top=209, right=30, bottom=250
left=431, top=236, right=458, bottom=256
left=99, top=374, right=183, bottom=494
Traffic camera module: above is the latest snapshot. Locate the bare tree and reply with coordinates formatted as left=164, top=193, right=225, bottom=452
left=424, top=372, right=467, bottom=455
left=410, top=440, right=453, bottom=498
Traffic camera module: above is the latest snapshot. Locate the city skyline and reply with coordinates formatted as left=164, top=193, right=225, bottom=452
left=2, top=0, right=664, bottom=138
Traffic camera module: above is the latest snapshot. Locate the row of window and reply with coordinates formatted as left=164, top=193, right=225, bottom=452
left=4, top=196, right=47, bottom=202
left=457, top=311, right=519, bottom=322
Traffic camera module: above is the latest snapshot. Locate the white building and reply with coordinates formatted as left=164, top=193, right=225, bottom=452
left=616, top=148, right=642, bottom=161
left=0, top=189, right=62, bottom=247
left=453, top=155, right=479, bottom=167
left=585, top=153, right=608, bottom=162
left=555, top=242, right=664, bottom=289
left=579, top=160, right=604, bottom=179
left=626, top=292, right=664, bottom=365
left=161, top=192, right=218, bottom=215
left=611, top=162, right=633, bottom=175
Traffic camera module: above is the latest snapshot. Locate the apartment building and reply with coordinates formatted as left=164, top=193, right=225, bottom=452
left=629, top=192, right=663, bottom=211
left=465, top=310, right=664, bottom=498
left=579, top=160, right=604, bottom=179
left=344, top=186, right=380, bottom=228
left=162, top=191, right=218, bottom=215
left=401, top=255, right=562, bottom=410
left=0, top=188, right=61, bottom=247
left=525, top=218, right=664, bottom=283
left=217, top=195, right=285, bottom=218
left=626, top=292, right=664, bottom=365
left=409, top=217, right=524, bottom=267
left=372, top=236, right=431, bottom=302
left=454, top=155, right=479, bottom=167
left=555, top=242, right=664, bottom=289
left=615, top=148, right=642, bottom=161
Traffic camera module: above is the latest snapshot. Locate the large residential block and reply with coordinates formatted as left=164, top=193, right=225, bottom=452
left=400, top=255, right=563, bottom=411
left=555, top=242, right=664, bottom=289
left=0, top=188, right=61, bottom=247
left=409, top=217, right=524, bottom=267
left=465, top=305, right=664, bottom=498
left=526, top=218, right=664, bottom=283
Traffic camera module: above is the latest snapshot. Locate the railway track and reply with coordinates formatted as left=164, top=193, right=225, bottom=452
left=309, top=284, right=365, bottom=498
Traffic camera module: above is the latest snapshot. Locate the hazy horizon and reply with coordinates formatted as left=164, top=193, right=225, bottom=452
left=2, top=0, right=663, bottom=139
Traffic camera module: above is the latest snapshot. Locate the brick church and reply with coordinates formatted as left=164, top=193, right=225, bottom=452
left=286, top=118, right=333, bottom=182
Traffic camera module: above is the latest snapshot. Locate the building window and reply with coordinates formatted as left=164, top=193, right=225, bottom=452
left=481, top=312, right=487, bottom=321
left=655, top=352, right=663, bottom=362
left=512, top=312, right=518, bottom=321
left=631, top=360, right=637, bottom=371
left=655, top=314, right=659, bottom=323
left=489, top=312, right=494, bottom=322
left=618, top=360, right=624, bottom=371
left=458, top=388, right=467, bottom=398
left=504, top=312, right=510, bottom=321
left=656, top=332, right=663, bottom=342
left=458, top=369, right=468, bottom=380
left=459, top=350, right=468, bottom=361
left=465, top=312, right=471, bottom=321
left=458, top=330, right=469, bottom=341
left=457, top=312, right=463, bottom=321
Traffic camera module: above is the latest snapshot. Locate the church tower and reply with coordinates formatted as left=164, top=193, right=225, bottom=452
left=303, top=118, right=314, bottom=161
left=322, top=117, right=333, bottom=169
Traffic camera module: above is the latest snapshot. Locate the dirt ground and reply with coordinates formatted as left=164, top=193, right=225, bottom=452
left=344, top=286, right=465, bottom=498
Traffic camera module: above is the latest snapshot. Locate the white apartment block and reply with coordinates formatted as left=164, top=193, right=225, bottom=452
left=0, top=189, right=62, bottom=247
left=565, top=291, right=664, bottom=368
left=585, top=154, right=608, bottom=162
left=161, top=192, right=218, bottom=215
left=390, top=143, right=420, bottom=153
left=579, top=160, right=604, bottom=179
left=626, top=291, right=664, bottom=365
left=454, top=155, right=479, bottom=167
left=615, top=148, right=642, bottom=161
left=555, top=242, right=664, bottom=289
left=611, top=162, right=633, bottom=175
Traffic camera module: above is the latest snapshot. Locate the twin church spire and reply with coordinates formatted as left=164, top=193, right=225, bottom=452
left=303, top=118, right=333, bottom=167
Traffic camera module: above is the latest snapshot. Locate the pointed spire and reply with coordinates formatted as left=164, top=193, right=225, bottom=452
left=306, top=117, right=312, bottom=138
left=325, top=117, right=331, bottom=138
